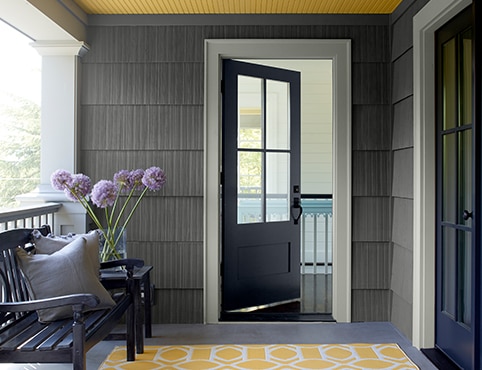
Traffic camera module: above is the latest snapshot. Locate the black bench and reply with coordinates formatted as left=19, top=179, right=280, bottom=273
left=0, top=225, right=143, bottom=370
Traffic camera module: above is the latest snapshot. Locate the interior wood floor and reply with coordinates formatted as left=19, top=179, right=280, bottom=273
left=221, top=273, right=333, bottom=321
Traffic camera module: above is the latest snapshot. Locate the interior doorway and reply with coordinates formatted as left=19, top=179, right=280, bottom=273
left=203, top=39, right=352, bottom=324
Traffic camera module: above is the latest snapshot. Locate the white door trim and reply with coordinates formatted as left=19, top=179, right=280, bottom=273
left=412, top=0, right=471, bottom=348
left=203, top=39, right=352, bottom=323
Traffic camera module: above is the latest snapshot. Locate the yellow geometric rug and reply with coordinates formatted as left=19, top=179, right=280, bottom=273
left=99, top=343, right=420, bottom=369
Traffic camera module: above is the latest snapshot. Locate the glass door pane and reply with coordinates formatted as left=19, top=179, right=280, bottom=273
left=238, top=151, right=263, bottom=224
left=236, top=74, right=292, bottom=225
left=266, top=152, right=289, bottom=221
left=442, top=226, right=456, bottom=316
left=443, top=134, right=456, bottom=223
left=237, top=75, right=263, bottom=224
left=460, top=29, right=472, bottom=126
left=443, top=38, right=457, bottom=130
left=459, top=230, right=471, bottom=325
left=458, top=130, right=472, bottom=227
left=238, top=75, right=262, bottom=149
left=266, top=80, right=289, bottom=150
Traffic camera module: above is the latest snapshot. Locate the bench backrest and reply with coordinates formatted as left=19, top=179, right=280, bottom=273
left=0, top=226, right=51, bottom=307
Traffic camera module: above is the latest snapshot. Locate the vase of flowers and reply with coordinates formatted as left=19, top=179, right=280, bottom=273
left=50, top=167, right=166, bottom=262
left=98, top=227, right=127, bottom=262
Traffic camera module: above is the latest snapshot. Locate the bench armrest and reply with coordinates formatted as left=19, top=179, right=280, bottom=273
left=0, top=293, right=99, bottom=312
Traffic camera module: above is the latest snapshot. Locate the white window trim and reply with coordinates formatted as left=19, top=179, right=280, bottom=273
left=203, top=39, right=352, bottom=323
left=412, top=0, right=471, bottom=348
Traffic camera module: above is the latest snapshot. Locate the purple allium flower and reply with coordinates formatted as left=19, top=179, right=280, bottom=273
left=142, top=166, right=166, bottom=191
left=64, top=188, right=78, bottom=202
left=113, top=170, right=131, bottom=192
left=129, top=169, right=145, bottom=191
left=69, top=173, right=92, bottom=198
left=50, top=169, right=72, bottom=191
left=91, top=180, right=117, bottom=208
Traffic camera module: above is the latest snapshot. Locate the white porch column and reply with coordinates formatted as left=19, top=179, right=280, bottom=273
left=17, top=41, right=90, bottom=235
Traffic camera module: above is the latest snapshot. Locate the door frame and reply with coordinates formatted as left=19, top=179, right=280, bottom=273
left=413, top=0, right=471, bottom=349
left=203, top=39, right=352, bottom=323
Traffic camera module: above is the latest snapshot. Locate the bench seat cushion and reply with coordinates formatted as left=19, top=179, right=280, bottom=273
left=15, top=232, right=115, bottom=323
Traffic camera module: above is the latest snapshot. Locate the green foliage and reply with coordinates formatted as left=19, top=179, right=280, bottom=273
left=238, top=127, right=262, bottom=193
left=0, top=94, right=40, bottom=208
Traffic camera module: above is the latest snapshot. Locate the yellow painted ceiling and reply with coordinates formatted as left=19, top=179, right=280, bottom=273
left=72, top=0, right=404, bottom=15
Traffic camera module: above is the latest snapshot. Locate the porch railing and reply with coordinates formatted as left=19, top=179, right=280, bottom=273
left=300, top=196, right=332, bottom=313
left=300, top=196, right=332, bottom=275
left=0, top=203, right=62, bottom=231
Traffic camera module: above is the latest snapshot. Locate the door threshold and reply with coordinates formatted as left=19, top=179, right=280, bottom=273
left=220, top=312, right=335, bottom=322
left=420, top=348, right=461, bottom=370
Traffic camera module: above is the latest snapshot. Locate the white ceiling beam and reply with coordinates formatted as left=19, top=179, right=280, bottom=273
left=0, top=0, right=87, bottom=42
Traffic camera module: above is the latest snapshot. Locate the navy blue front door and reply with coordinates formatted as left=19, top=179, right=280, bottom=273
left=221, top=60, right=301, bottom=315
left=435, top=6, right=475, bottom=369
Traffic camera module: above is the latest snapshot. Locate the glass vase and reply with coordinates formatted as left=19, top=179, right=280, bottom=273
left=99, top=227, right=127, bottom=263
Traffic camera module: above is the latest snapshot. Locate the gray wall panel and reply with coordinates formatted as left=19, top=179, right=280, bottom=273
left=392, top=49, right=413, bottom=104
left=85, top=24, right=391, bottom=64
left=82, top=62, right=204, bottom=105
left=82, top=106, right=203, bottom=150
left=352, top=105, right=391, bottom=150
left=352, top=151, right=391, bottom=196
left=391, top=242, right=413, bottom=304
left=129, top=198, right=204, bottom=242
left=153, top=289, right=203, bottom=323
left=352, top=63, right=390, bottom=105
left=82, top=151, right=203, bottom=197
left=354, top=25, right=390, bottom=63
left=352, top=290, right=391, bottom=322
left=392, top=97, right=413, bottom=150
left=352, top=197, right=391, bottom=242
left=391, top=291, right=413, bottom=339
left=391, top=0, right=431, bottom=60
left=81, top=22, right=393, bottom=323
left=392, top=148, right=414, bottom=199
left=85, top=197, right=203, bottom=243
left=85, top=26, right=206, bottom=63
left=129, top=242, right=203, bottom=289
left=389, top=0, right=421, bottom=340
left=391, top=5, right=413, bottom=60
left=391, top=198, right=413, bottom=251
left=352, top=243, right=392, bottom=289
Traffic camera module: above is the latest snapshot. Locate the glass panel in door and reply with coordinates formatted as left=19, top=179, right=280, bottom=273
left=236, top=71, right=293, bottom=224
left=266, top=152, right=289, bottom=221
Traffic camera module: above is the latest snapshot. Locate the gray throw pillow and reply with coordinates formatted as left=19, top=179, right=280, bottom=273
left=31, top=229, right=93, bottom=254
left=16, top=233, right=115, bottom=323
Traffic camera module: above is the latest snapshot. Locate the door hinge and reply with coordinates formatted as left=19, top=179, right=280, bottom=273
left=221, top=79, right=225, bottom=94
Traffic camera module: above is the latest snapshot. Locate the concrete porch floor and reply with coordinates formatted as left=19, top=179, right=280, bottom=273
left=0, top=322, right=438, bottom=369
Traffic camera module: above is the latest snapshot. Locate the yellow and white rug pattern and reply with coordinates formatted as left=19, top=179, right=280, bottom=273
left=99, top=343, right=419, bottom=369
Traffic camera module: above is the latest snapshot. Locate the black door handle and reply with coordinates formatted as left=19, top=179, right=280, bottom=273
left=291, top=197, right=303, bottom=225
left=463, top=210, right=472, bottom=220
